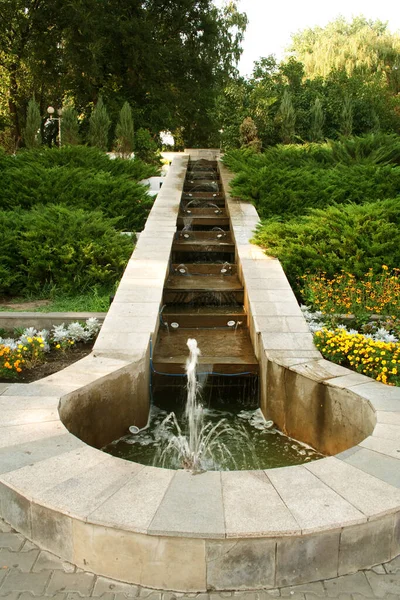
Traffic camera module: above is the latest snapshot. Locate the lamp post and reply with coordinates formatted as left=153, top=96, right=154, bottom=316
left=47, top=106, right=63, bottom=147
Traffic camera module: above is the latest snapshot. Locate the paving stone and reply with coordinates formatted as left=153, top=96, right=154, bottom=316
left=20, top=594, right=66, bottom=600
left=0, top=571, right=50, bottom=594
left=364, top=571, right=400, bottom=597
left=68, top=594, right=113, bottom=600
left=0, top=569, right=8, bottom=589
left=0, top=592, right=20, bottom=600
left=370, top=565, right=386, bottom=575
left=384, top=555, right=400, bottom=573
left=136, top=591, right=162, bottom=600
left=0, top=532, right=25, bottom=551
left=0, top=521, right=12, bottom=534
left=92, top=575, right=139, bottom=596
left=46, top=571, right=96, bottom=595
left=259, top=591, right=280, bottom=598
left=21, top=540, right=39, bottom=552
left=280, top=581, right=325, bottom=597
left=0, top=549, right=40, bottom=572
left=323, top=572, right=373, bottom=597
left=33, top=550, right=74, bottom=573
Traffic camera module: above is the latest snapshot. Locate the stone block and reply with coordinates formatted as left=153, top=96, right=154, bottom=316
left=221, top=471, right=299, bottom=536
left=306, top=456, right=400, bottom=517
left=339, top=447, right=400, bottom=489
left=338, top=515, right=395, bottom=575
left=373, top=423, right=400, bottom=442
left=31, top=503, right=74, bottom=562
left=36, top=455, right=141, bottom=519
left=276, top=531, right=340, bottom=587
left=376, top=411, right=400, bottom=425
left=0, top=407, right=59, bottom=427
left=249, top=301, right=302, bottom=317
left=323, top=572, right=373, bottom=597
left=267, top=466, right=364, bottom=533
left=72, top=520, right=206, bottom=591
left=0, top=482, right=31, bottom=537
left=359, top=436, right=400, bottom=460
left=88, top=466, right=174, bottom=533
left=149, top=471, right=225, bottom=538
left=348, top=382, right=400, bottom=411
left=206, top=538, right=276, bottom=590
left=0, top=434, right=84, bottom=476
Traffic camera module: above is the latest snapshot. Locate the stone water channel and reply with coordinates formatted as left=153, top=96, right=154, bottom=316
left=0, top=151, right=398, bottom=592
left=104, top=158, right=322, bottom=470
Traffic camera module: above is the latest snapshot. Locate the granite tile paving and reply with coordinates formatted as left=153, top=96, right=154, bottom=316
left=0, top=519, right=398, bottom=598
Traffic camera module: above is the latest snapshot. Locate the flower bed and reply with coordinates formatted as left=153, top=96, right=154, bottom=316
left=0, top=318, right=101, bottom=382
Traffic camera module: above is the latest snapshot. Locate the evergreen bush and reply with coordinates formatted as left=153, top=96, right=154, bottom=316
left=24, top=99, right=42, bottom=149
left=88, top=97, right=111, bottom=151
left=0, top=205, right=133, bottom=296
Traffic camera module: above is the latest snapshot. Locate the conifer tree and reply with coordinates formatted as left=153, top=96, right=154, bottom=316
left=279, top=90, right=296, bottom=144
left=310, top=97, right=324, bottom=142
left=60, top=105, right=80, bottom=145
left=88, top=97, right=110, bottom=151
left=239, top=117, right=261, bottom=152
left=341, top=94, right=353, bottom=137
left=114, top=102, right=134, bottom=158
left=24, top=99, right=42, bottom=149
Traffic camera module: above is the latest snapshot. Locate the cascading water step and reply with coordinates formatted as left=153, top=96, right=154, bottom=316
left=163, top=273, right=244, bottom=305
left=161, top=305, right=247, bottom=328
left=152, top=328, right=258, bottom=375
left=177, top=215, right=230, bottom=228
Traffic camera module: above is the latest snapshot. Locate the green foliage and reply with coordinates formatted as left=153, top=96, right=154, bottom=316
left=60, top=106, right=80, bottom=145
left=134, top=128, right=161, bottom=166
left=289, top=16, right=400, bottom=89
left=0, top=205, right=133, bottom=296
left=223, top=140, right=400, bottom=219
left=0, top=146, right=156, bottom=231
left=341, top=94, right=353, bottom=137
left=278, top=90, right=296, bottom=144
left=253, top=199, right=400, bottom=294
left=239, top=117, right=261, bottom=152
left=88, top=97, right=111, bottom=151
left=309, top=97, right=324, bottom=142
left=24, top=99, right=41, bottom=149
left=115, top=102, right=134, bottom=158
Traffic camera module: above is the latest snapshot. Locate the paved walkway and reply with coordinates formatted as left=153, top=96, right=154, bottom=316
left=0, top=519, right=399, bottom=600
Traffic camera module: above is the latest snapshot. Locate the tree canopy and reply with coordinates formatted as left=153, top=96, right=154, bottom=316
left=0, top=0, right=247, bottom=145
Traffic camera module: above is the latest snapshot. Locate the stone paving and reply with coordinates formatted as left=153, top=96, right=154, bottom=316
left=1, top=520, right=399, bottom=600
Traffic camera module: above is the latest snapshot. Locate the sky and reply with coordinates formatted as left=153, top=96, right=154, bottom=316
left=219, top=0, right=400, bottom=77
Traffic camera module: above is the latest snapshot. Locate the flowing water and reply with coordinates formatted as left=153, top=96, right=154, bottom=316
left=103, top=339, right=323, bottom=471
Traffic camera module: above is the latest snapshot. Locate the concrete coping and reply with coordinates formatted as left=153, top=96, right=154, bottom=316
left=0, top=152, right=398, bottom=592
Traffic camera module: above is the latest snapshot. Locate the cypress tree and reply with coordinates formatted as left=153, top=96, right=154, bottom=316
left=114, top=102, right=134, bottom=158
left=341, top=94, right=353, bottom=137
left=24, top=99, right=42, bottom=149
left=310, top=97, right=324, bottom=142
left=279, top=90, right=296, bottom=144
left=88, top=97, right=110, bottom=151
left=60, top=106, right=80, bottom=145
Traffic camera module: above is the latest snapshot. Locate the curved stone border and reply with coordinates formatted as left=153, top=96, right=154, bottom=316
left=0, top=152, right=398, bottom=592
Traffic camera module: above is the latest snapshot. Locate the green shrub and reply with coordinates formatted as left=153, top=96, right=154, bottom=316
left=253, top=199, right=400, bottom=294
left=223, top=143, right=400, bottom=219
left=0, top=205, right=133, bottom=296
left=0, top=147, right=157, bottom=231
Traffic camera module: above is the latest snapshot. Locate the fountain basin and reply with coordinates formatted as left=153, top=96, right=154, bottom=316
left=0, top=152, right=399, bottom=591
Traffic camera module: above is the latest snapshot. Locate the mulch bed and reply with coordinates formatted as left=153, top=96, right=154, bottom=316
left=0, top=343, right=93, bottom=384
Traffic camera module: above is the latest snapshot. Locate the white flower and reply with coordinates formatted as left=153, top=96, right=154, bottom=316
left=51, top=324, right=69, bottom=342
left=85, top=317, right=101, bottom=337
left=372, top=327, right=398, bottom=343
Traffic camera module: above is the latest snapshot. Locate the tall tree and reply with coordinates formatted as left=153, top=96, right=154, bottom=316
left=289, top=16, right=400, bottom=92
left=310, top=97, right=324, bottom=141
left=88, top=97, right=110, bottom=151
left=114, top=102, right=134, bottom=158
left=60, top=105, right=80, bottom=145
left=278, top=90, right=296, bottom=144
left=24, top=97, right=41, bottom=148
left=341, top=94, right=353, bottom=137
